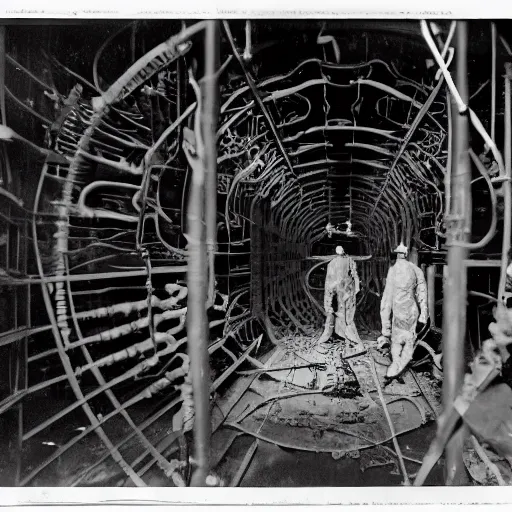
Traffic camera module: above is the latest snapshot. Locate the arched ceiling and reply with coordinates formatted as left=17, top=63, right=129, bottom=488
left=0, top=19, right=510, bottom=488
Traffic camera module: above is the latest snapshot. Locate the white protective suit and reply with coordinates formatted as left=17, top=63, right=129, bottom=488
left=378, top=253, right=428, bottom=378
left=318, top=247, right=361, bottom=347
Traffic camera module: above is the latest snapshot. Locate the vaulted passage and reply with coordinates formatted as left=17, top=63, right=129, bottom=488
left=1, top=19, right=512, bottom=489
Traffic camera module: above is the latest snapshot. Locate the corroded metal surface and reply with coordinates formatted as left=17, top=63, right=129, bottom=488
left=214, top=335, right=440, bottom=465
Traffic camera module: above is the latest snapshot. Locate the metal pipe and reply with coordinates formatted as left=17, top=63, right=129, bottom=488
left=427, top=265, right=436, bottom=328
left=0, top=24, right=12, bottom=185
left=464, top=259, right=501, bottom=268
left=202, top=20, right=220, bottom=308
left=498, top=63, right=512, bottom=303
left=230, top=440, right=258, bottom=487
left=186, top=20, right=219, bottom=487
left=0, top=25, right=6, bottom=126
left=441, top=21, right=470, bottom=486
left=491, top=22, right=497, bottom=142
left=0, top=265, right=187, bottom=286
left=177, top=55, right=186, bottom=151
left=410, top=246, right=419, bottom=266
left=222, top=20, right=297, bottom=179
left=370, top=76, right=445, bottom=220
left=445, top=92, right=453, bottom=217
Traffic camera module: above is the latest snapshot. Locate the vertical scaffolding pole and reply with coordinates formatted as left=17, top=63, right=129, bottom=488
left=203, top=21, right=220, bottom=307
left=427, top=265, right=436, bottom=328
left=491, top=22, right=497, bottom=142
left=442, top=21, right=471, bottom=486
left=0, top=24, right=12, bottom=185
left=187, top=20, right=220, bottom=487
left=498, top=63, right=512, bottom=303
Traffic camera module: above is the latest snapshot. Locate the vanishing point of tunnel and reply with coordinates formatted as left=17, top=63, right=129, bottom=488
left=1, top=18, right=512, bottom=488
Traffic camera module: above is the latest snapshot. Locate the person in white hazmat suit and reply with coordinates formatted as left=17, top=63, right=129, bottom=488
left=377, top=242, right=428, bottom=378
left=317, top=245, right=361, bottom=350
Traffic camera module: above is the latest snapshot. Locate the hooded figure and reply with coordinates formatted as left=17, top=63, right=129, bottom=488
left=377, top=243, right=428, bottom=378
left=317, top=245, right=361, bottom=348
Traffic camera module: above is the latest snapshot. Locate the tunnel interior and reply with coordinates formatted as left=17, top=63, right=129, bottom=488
left=0, top=19, right=512, bottom=488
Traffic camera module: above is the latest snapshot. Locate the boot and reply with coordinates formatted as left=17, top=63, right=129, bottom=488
left=386, top=360, right=401, bottom=378
left=386, top=339, right=404, bottom=378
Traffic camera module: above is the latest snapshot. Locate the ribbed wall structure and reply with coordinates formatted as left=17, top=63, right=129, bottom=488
left=0, top=20, right=508, bottom=487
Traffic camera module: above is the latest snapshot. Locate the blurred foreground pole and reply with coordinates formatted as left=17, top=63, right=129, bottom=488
left=187, top=20, right=220, bottom=487
left=442, top=20, right=471, bottom=485
left=498, top=63, right=512, bottom=302
left=427, top=265, right=436, bottom=328
left=203, top=21, right=220, bottom=307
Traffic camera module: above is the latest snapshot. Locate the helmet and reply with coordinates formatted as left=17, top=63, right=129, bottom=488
left=393, top=242, right=408, bottom=256
left=335, top=245, right=345, bottom=255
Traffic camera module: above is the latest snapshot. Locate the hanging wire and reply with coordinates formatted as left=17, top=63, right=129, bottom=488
left=93, top=21, right=138, bottom=94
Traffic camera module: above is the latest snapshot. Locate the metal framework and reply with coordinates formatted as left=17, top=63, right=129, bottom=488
left=0, top=19, right=510, bottom=487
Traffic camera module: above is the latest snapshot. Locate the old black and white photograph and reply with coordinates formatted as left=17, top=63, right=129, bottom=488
left=0, top=9, right=512, bottom=502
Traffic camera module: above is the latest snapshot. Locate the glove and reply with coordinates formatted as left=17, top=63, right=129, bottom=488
left=325, top=306, right=334, bottom=315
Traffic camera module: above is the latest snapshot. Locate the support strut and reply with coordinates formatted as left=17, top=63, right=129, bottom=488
left=427, top=265, right=436, bottom=328
left=498, top=63, right=512, bottom=302
left=441, top=21, right=470, bottom=486
left=203, top=21, right=220, bottom=308
left=187, top=20, right=220, bottom=487
left=222, top=20, right=297, bottom=179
